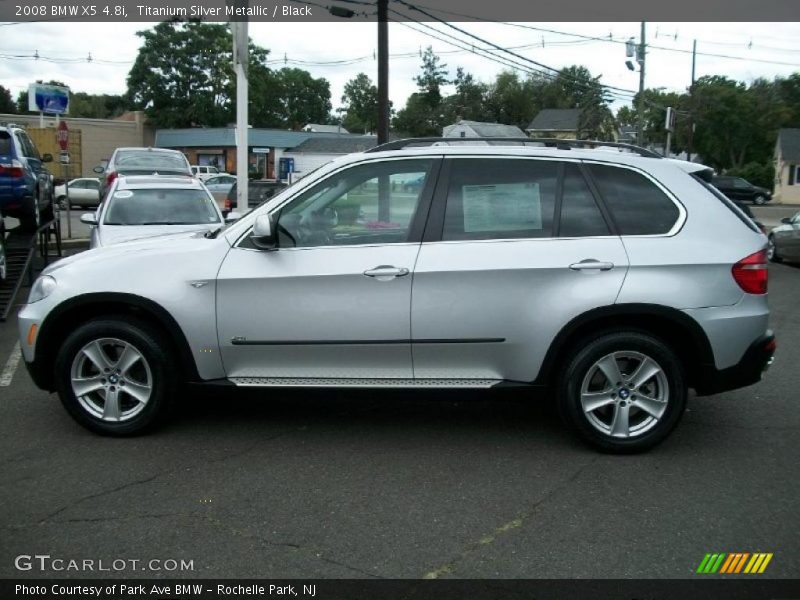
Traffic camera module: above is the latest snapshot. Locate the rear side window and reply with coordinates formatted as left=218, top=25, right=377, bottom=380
left=694, top=174, right=759, bottom=233
left=443, top=158, right=557, bottom=240
left=559, top=164, right=610, bottom=237
left=587, top=164, right=680, bottom=235
left=0, top=132, right=12, bottom=155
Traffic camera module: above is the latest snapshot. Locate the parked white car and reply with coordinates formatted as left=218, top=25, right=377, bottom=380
left=191, top=165, right=223, bottom=181
left=54, top=178, right=101, bottom=209
left=80, top=175, right=239, bottom=248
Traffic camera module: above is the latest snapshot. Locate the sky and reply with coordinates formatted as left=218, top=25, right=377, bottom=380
left=1, top=20, right=799, bottom=119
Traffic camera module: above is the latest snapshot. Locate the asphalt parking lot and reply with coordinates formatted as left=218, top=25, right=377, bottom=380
left=0, top=254, right=798, bottom=580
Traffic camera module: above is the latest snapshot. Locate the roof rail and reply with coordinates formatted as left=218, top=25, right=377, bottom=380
left=365, top=137, right=662, bottom=159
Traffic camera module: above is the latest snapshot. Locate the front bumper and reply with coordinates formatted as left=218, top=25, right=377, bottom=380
left=694, top=331, right=776, bottom=396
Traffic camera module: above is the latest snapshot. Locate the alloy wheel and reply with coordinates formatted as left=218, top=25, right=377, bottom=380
left=70, top=337, right=153, bottom=422
left=579, top=351, right=669, bottom=439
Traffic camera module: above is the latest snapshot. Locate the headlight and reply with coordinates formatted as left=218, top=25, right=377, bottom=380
left=28, top=275, right=57, bottom=304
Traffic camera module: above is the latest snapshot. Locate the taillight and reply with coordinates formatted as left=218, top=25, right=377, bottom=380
left=0, top=159, right=25, bottom=178
left=732, top=250, right=768, bottom=295
left=106, top=171, right=118, bottom=186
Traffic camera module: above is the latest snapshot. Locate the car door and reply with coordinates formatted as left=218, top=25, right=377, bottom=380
left=67, top=179, right=87, bottom=204
left=85, top=178, right=101, bottom=206
left=411, top=158, right=629, bottom=383
left=216, top=158, right=440, bottom=381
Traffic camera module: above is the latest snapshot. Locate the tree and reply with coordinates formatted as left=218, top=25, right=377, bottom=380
left=393, top=47, right=451, bottom=136
left=414, top=46, right=449, bottom=108
left=340, top=73, right=379, bottom=134
left=274, top=68, right=332, bottom=130
left=485, top=71, right=543, bottom=129
left=441, top=67, right=489, bottom=123
left=541, top=66, right=614, bottom=139
left=691, top=76, right=767, bottom=170
left=0, top=85, right=15, bottom=114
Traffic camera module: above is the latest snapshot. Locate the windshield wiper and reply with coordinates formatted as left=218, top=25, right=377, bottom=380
left=136, top=221, right=197, bottom=225
left=205, top=226, right=223, bottom=239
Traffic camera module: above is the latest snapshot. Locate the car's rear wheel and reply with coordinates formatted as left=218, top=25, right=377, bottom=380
left=753, top=194, right=767, bottom=205
left=55, top=318, right=178, bottom=435
left=0, top=219, right=7, bottom=282
left=558, top=332, right=687, bottom=453
left=19, top=194, right=40, bottom=232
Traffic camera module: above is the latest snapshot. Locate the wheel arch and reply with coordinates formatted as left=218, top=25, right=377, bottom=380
left=34, top=292, right=199, bottom=392
left=534, top=304, right=715, bottom=389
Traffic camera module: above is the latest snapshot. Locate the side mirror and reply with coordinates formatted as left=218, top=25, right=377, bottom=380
left=41, top=153, right=53, bottom=163
left=93, top=166, right=105, bottom=174
left=225, top=211, right=242, bottom=223
left=80, top=213, right=98, bottom=226
left=781, top=217, right=792, bottom=224
left=251, top=214, right=277, bottom=250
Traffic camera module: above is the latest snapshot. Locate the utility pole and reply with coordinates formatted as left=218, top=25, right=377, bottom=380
left=686, top=39, right=697, bottom=161
left=637, top=21, right=646, bottom=146
left=231, top=7, right=249, bottom=213
left=377, top=0, right=389, bottom=145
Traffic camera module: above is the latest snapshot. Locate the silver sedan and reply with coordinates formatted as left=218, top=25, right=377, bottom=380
left=768, top=211, right=800, bottom=263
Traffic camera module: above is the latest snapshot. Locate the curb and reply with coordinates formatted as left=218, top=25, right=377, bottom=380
left=60, top=238, right=90, bottom=249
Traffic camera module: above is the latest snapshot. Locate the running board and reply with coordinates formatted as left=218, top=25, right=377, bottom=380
left=229, top=377, right=502, bottom=388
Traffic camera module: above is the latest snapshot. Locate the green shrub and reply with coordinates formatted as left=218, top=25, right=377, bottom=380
left=726, top=162, right=775, bottom=191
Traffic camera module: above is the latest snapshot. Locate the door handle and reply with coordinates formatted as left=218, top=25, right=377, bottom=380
left=569, top=260, right=614, bottom=271
left=363, top=265, right=410, bottom=278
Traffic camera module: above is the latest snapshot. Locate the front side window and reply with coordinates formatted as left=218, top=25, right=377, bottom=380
left=275, top=159, right=433, bottom=248
left=588, top=164, right=680, bottom=235
left=103, top=188, right=221, bottom=225
left=442, top=158, right=557, bottom=241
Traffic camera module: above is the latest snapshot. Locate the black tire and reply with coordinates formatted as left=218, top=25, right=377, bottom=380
left=753, top=194, right=767, bottom=206
left=40, top=187, right=55, bottom=223
left=54, top=317, right=179, bottom=436
left=767, top=235, right=782, bottom=263
left=558, top=331, right=687, bottom=453
left=19, top=194, right=40, bottom=232
left=0, top=219, right=7, bottom=282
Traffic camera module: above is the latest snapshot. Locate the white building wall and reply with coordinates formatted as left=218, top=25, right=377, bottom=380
left=282, top=152, right=341, bottom=180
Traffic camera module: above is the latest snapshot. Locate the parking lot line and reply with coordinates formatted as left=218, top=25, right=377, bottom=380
left=0, top=342, right=22, bottom=387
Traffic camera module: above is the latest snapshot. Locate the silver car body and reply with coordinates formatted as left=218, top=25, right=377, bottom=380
left=769, top=211, right=800, bottom=262
left=20, top=145, right=768, bottom=389
left=86, top=176, right=225, bottom=249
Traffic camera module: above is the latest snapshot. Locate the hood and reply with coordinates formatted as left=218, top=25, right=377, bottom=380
left=96, top=224, right=219, bottom=247
left=43, top=228, right=226, bottom=277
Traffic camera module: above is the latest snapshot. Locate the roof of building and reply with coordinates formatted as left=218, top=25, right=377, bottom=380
left=155, top=128, right=315, bottom=149
left=777, top=128, right=800, bottom=161
left=443, top=120, right=527, bottom=138
left=527, top=108, right=582, bottom=132
left=288, top=136, right=378, bottom=154
left=302, top=123, right=350, bottom=134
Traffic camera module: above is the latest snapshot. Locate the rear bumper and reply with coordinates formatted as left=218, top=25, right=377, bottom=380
left=694, top=331, right=776, bottom=396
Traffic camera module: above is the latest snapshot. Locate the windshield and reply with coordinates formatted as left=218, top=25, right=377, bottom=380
left=104, top=188, right=222, bottom=226
left=115, top=151, right=188, bottom=172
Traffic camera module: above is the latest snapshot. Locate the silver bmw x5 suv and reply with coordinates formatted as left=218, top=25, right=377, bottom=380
left=18, top=139, right=776, bottom=452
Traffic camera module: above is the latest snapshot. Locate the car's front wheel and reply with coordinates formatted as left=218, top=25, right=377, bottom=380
left=558, top=332, right=687, bottom=453
left=55, top=318, right=178, bottom=435
left=753, top=194, right=767, bottom=205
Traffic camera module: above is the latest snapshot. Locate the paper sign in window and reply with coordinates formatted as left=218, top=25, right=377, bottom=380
left=462, top=182, right=542, bottom=233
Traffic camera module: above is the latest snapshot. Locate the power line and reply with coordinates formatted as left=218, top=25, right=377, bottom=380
left=400, top=3, right=800, bottom=67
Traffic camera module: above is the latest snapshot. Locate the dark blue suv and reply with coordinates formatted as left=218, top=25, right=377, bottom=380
left=0, top=123, right=55, bottom=232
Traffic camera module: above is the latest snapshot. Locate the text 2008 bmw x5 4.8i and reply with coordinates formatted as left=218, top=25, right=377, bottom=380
left=18, top=139, right=775, bottom=452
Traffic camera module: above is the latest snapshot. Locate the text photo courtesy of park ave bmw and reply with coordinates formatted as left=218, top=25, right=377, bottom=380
left=1, top=0, right=799, bottom=598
